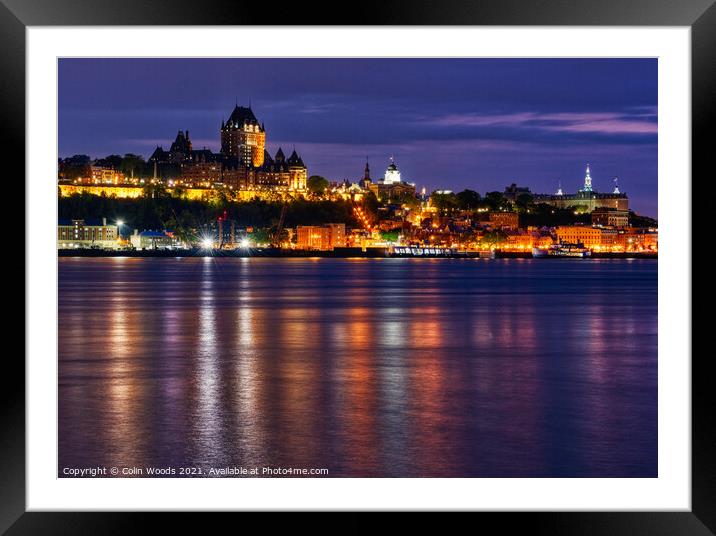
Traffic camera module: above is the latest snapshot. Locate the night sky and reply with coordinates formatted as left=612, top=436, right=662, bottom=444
left=59, top=58, right=657, bottom=216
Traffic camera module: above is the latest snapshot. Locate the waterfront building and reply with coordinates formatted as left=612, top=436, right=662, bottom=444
left=503, top=230, right=551, bottom=251
left=555, top=225, right=621, bottom=249
left=555, top=225, right=604, bottom=248
left=58, top=218, right=118, bottom=249
left=620, top=227, right=658, bottom=251
left=296, top=223, right=346, bottom=251
left=296, top=226, right=331, bottom=250
left=129, top=229, right=175, bottom=250
left=325, top=223, right=347, bottom=248
left=554, top=224, right=657, bottom=251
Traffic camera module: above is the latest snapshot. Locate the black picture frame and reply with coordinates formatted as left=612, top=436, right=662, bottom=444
left=4, top=0, right=708, bottom=531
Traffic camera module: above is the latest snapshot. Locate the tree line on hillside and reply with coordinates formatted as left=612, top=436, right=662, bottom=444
left=58, top=192, right=359, bottom=236
left=59, top=154, right=180, bottom=181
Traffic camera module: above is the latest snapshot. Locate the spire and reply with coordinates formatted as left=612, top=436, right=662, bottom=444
left=556, top=179, right=563, bottom=196
left=364, top=157, right=371, bottom=181
left=613, top=177, right=620, bottom=194
left=583, top=163, right=593, bottom=192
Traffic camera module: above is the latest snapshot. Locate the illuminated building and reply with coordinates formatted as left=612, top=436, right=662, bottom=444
left=129, top=229, right=175, bottom=250
left=296, top=223, right=346, bottom=251
left=325, top=223, right=347, bottom=248
left=591, top=207, right=629, bottom=228
left=555, top=225, right=619, bottom=249
left=383, top=156, right=401, bottom=185
left=368, top=157, right=416, bottom=201
left=582, top=163, right=593, bottom=192
left=257, top=148, right=308, bottom=190
left=149, top=104, right=307, bottom=191
left=555, top=225, right=603, bottom=248
left=619, top=227, right=658, bottom=251
left=179, top=151, right=223, bottom=185
left=73, top=166, right=125, bottom=185
left=503, top=230, right=553, bottom=251
left=58, top=184, right=144, bottom=198
left=296, top=226, right=331, bottom=250
left=220, top=105, right=265, bottom=167
left=332, top=180, right=365, bottom=202
left=359, top=159, right=372, bottom=188
left=58, top=218, right=118, bottom=249
left=489, top=211, right=519, bottom=230
left=531, top=164, right=629, bottom=212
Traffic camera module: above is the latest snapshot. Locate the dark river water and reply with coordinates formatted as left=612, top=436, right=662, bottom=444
left=58, top=257, right=657, bottom=477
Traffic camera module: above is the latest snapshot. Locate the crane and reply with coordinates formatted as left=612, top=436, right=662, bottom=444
left=271, top=203, right=288, bottom=248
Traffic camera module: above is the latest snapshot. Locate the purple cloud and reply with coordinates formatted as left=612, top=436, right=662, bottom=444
left=427, top=111, right=657, bottom=135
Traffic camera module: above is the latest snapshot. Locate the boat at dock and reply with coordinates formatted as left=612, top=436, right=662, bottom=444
left=532, top=243, right=591, bottom=258
left=389, top=246, right=477, bottom=258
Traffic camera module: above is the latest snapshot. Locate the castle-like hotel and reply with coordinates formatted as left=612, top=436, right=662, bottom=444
left=148, top=104, right=307, bottom=191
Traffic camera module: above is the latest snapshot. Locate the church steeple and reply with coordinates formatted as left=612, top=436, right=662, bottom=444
left=364, top=158, right=371, bottom=181
left=583, top=164, right=593, bottom=192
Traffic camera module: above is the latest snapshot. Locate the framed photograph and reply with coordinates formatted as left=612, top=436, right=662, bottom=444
left=7, top=0, right=709, bottom=531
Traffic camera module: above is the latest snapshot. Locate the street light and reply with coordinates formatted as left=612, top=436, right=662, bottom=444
left=116, top=220, right=124, bottom=248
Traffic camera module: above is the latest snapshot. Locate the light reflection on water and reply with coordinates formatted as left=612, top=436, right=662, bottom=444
left=59, top=257, right=657, bottom=477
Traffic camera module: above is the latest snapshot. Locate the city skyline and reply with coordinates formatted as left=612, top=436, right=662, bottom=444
left=59, top=58, right=658, bottom=216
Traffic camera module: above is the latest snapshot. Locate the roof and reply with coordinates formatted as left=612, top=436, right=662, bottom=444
left=225, top=105, right=260, bottom=127
left=170, top=130, right=192, bottom=154
left=139, top=231, right=168, bottom=237
left=58, top=218, right=111, bottom=227
left=149, top=147, right=168, bottom=161
left=287, top=149, right=305, bottom=168
left=189, top=149, right=220, bottom=162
